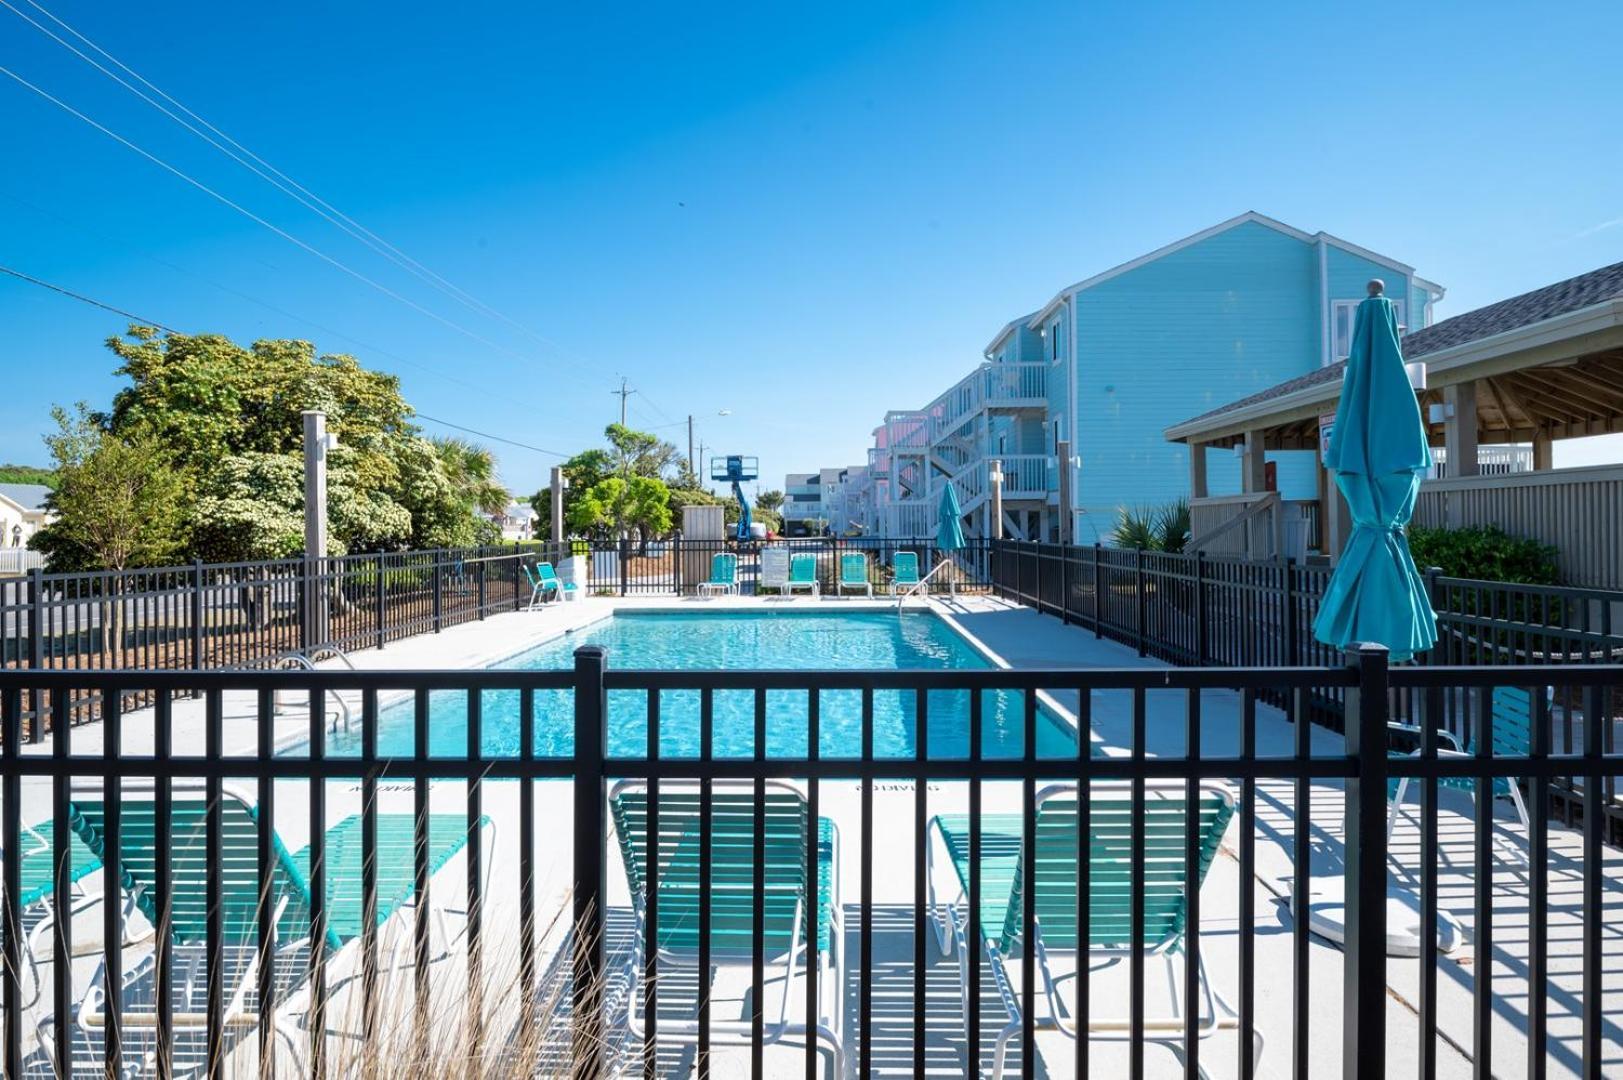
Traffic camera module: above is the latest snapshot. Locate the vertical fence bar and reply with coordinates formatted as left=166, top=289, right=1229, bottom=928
left=967, top=687, right=983, bottom=1077
left=1193, top=551, right=1207, bottom=666
left=1238, top=689, right=1257, bottom=1080
left=752, top=687, right=768, bottom=1080
left=641, top=689, right=658, bottom=1080
left=191, top=559, right=206, bottom=668
left=466, top=688, right=485, bottom=1061
left=697, top=686, right=713, bottom=1079
left=1093, top=543, right=1103, bottom=639
left=859, top=686, right=875, bottom=1078
left=102, top=688, right=124, bottom=1074
left=1527, top=688, right=1549, bottom=1080
left=308, top=687, right=329, bottom=1076
left=0, top=685, right=20, bottom=1079
left=1419, top=685, right=1441, bottom=1080
left=1129, top=685, right=1146, bottom=1080
left=573, top=646, right=607, bottom=1077
left=804, top=688, right=820, bottom=1080
left=1472, top=686, right=1493, bottom=1074
left=1020, top=689, right=1038, bottom=1075
left=1075, top=684, right=1091, bottom=1080
left=413, top=689, right=431, bottom=1049
left=1342, top=645, right=1389, bottom=1080
left=1134, top=547, right=1147, bottom=657
left=913, top=688, right=928, bottom=1075
left=205, top=688, right=224, bottom=1078
left=1582, top=683, right=1603, bottom=1075
left=27, top=569, right=43, bottom=742
left=1182, top=687, right=1200, bottom=1080
left=375, top=552, right=387, bottom=649
left=520, top=685, right=539, bottom=1050
left=361, top=688, right=380, bottom=1041
left=50, top=686, right=71, bottom=1073
left=255, top=687, right=277, bottom=1080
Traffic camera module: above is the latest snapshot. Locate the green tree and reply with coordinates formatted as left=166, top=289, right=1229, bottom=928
left=605, top=423, right=680, bottom=479
left=433, top=436, right=508, bottom=517
left=755, top=489, right=785, bottom=514
left=529, top=448, right=614, bottom=540
left=568, top=475, right=674, bottom=550
left=30, top=404, right=186, bottom=571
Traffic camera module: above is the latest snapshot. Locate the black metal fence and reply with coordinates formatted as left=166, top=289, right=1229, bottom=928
left=0, top=544, right=564, bottom=736
left=0, top=653, right=1617, bottom=1077
left=571, top=536, right=991, bottom=598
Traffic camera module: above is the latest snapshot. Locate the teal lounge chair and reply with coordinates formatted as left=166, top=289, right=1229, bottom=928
left=927, top=781, right=1256, bottom=1078
left=524, top=561, right=577, bottom=608
left=696, top=552, right=739, bottom=597
left=49, top=779, right=490, bottom=1075
left=891, top=551, right=921, bottom=595
left=1388, top=685, right=1534, bottom=860
left=2, top=827, right=106, bottom=1011
left=610, top=780, right=847, bottom=1077
left=785, top=553, right=820, bottom=598
left=835, top=552, right=872, bottom=598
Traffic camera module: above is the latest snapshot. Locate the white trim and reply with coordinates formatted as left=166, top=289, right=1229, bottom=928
left=1163, top=296, right=1623, bottom=442
left=1317, top=231, right=1416, bottom=277
left=1330, top=298, right=1406, bottom=364
left=1318, top=238, right=1330, bottom=369
left=984, top=312, right=1038, bottom=357
left=1021, top=211, right=1433, bottom=332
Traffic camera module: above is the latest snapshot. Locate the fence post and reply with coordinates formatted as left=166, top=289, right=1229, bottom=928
left=476, top=553, right=487, bottom=619
left=1034, top=542, right=1046, bottom=615
left=1134, top=546, right=1147, bottom=658
left=1281, top=557, right=1297, bottom=667
left=1193, top=551, right=1207, bottom=666
left=619, top=537, right=629, bottom=598
left=512, top=542, right=521, bottom=611
left=1092, top=543, right=1103, bottom=639
left=1342, top=643, right=1390, bottom=1080
left=1423, top=566, right=1442, bottom=664
left=375, top=553, right=387, bottom=650
left=26, top=568, right=44, bottom=742
left=571, top=645, right=608, bottom=1076
left=1059, top=540, right=1072, bottom=625
left=432, top=552, right=443, bottom=633
left=191, top=559, right=205, bottom=670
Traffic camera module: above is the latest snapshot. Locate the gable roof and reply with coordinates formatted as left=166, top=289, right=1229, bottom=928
left=1166, top=259, right=1623, bottom=437
left=1022, top=211, right=1435, bottom=330
left=0, top=483, right=51, bottom=513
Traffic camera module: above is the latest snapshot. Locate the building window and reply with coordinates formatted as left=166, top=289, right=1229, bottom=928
left=1331, top=298, right=1406, bottom=364
left=1049, top=321, right=1061, bottom=361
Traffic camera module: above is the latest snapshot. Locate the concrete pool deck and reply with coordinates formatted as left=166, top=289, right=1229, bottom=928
left=7, top=594, right=1620, bottom=1077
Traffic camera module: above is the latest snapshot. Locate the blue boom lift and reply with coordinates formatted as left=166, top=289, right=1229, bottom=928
left=710, top=455, right=759, bottom=542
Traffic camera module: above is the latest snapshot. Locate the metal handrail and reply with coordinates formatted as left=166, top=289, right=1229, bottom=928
left=895, top=558, right=953, bottom=605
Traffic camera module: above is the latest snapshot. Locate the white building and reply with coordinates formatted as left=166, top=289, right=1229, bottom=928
left=491, top=500, right=538, bottom=541
left=781, top=466, right=870, bottom=536
left=0, top=483, right=52, bottom=549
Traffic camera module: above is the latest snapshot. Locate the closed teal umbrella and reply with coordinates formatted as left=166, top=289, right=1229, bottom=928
left=1312, top=285, right=1437, bottom=662
left=936, top=481, right=965, bottom=551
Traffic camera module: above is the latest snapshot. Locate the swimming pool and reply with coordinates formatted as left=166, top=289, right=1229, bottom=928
left=332, top=610, right=1078, bottom=760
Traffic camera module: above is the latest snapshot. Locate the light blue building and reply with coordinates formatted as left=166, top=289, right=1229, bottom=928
left=847, top=212, right=1443, bottom=542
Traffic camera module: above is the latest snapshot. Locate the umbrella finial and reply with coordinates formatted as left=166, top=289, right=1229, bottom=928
left=1367, top=278, right=1385, bottom=297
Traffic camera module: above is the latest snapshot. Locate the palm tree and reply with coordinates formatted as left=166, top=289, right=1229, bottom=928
left=433, top=437, right=508, bottom=517
left=755, top=489, right=784, bottom=514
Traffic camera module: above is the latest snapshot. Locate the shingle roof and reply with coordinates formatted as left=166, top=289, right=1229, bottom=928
left=0, top=483, right=52, bottom=512
left=1174, top=260, right=1623, bottom=431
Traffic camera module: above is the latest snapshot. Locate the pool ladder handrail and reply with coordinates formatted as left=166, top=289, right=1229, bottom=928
left=895, top=558, right=953, bottom=606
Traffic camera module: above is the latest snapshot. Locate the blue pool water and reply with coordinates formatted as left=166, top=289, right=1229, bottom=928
left=335, top=610, right=1078, bottom=760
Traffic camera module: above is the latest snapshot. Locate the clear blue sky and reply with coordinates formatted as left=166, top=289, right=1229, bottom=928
left=3, top=0, right=1621, bottom=495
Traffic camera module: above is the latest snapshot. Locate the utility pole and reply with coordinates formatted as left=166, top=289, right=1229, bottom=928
left=698, top=441, right=709, bottom=487
left=687, top=415, right=695, bottom=478
left=612, top=377, right=636, bottom=426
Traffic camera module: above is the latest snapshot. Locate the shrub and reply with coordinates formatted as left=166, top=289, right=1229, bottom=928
left=1109, top=499, right=1189, bottom=553
left=1406, top=525, right=1560, bottom=585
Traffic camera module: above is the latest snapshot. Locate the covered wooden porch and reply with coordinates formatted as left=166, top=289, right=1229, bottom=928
left=1164, top=263, right=1623, bottom=586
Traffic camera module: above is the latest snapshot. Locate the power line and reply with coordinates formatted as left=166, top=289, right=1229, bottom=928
left=0, top=185, right=487, bottom=393
left=3, top=0, right=589, bottom=367
left=0, top=262, right=178, bottom=332
left=413, top=414, right=567, bottom=458
left=0, top=61, right=586, bottom=383
left=0, top=261, right=567, bottom=458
